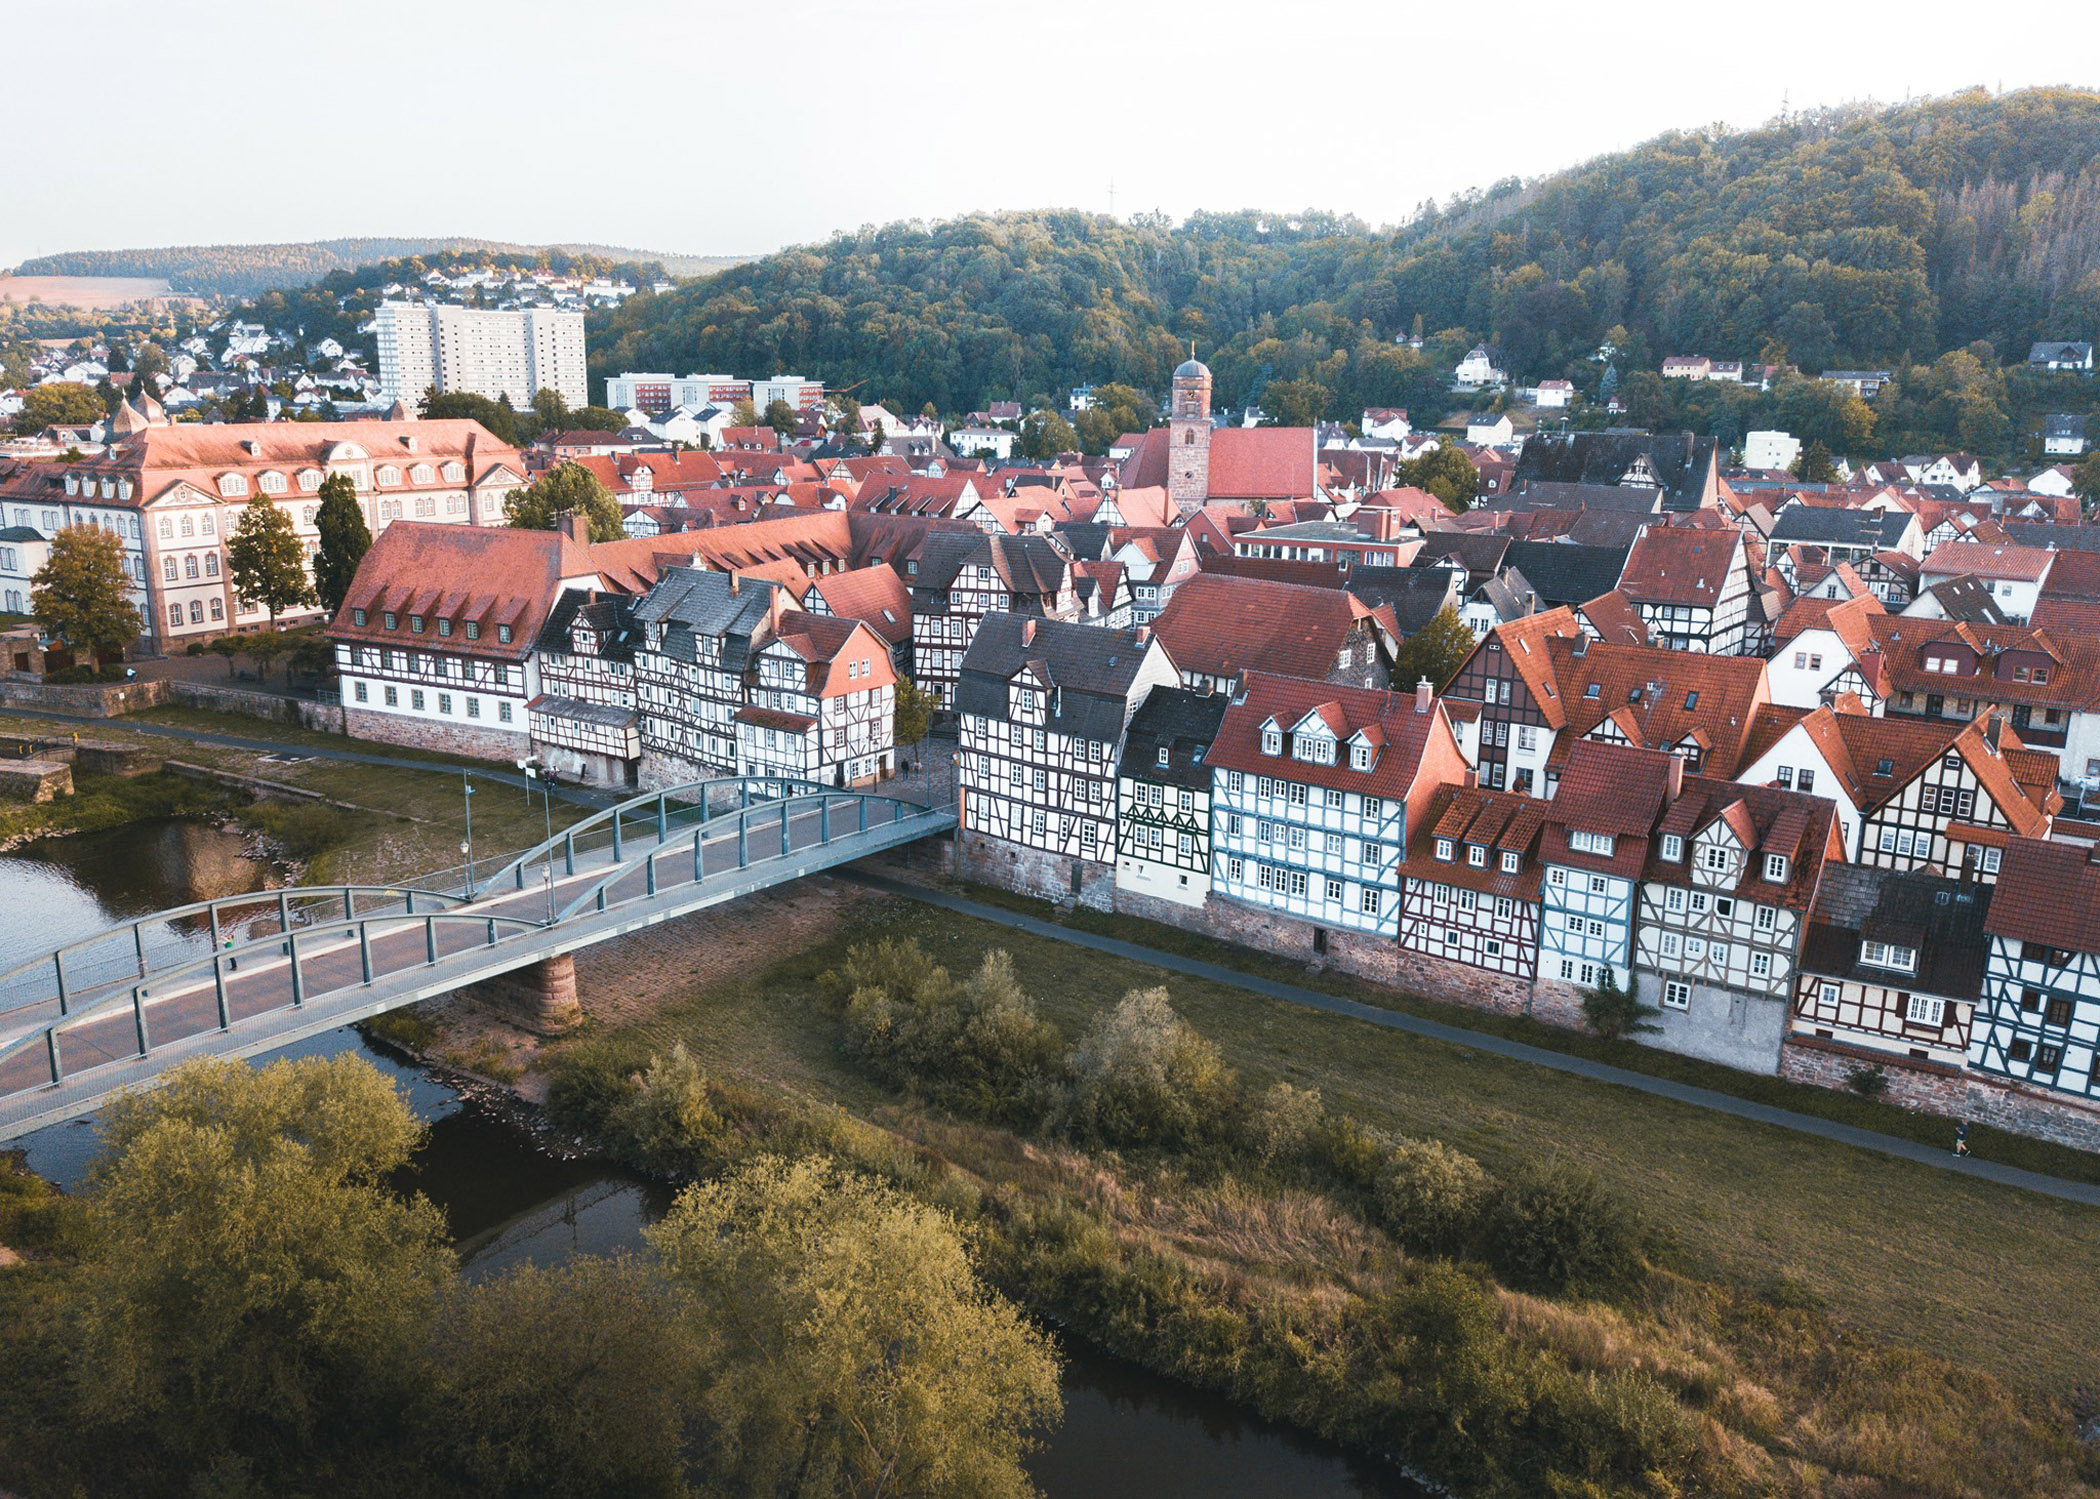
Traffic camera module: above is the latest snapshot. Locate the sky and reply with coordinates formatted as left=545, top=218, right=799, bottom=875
left=6, top=0, right=2092, bottom=271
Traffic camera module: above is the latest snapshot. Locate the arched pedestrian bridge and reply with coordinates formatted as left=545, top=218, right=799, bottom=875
left=0, top=777, right=955, bottom=1139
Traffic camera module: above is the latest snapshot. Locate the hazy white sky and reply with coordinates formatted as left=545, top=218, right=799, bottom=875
left=6, top=0, right=2088, bottom=270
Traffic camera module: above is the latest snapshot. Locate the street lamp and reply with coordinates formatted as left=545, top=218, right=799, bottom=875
left=461, top=771, right=476, bottom=897
left=517, top=757, right=556, bottom=922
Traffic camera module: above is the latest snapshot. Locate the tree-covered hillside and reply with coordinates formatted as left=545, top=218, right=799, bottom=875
left=14, top=239, right=739, bottom=298
left=590, top=87, right=2100, bottom=432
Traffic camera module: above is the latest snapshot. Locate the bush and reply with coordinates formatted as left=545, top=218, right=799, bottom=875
left=1242, top=1081, right=1324, bottom=1165
left=606, top=1044, right=733, bottom=1178
left=1487, top=1163, right=1642, bottom=1295
left=1062, top=988, right=1238, bottom=1150
left=1374, top=1136, right=1493, bottom=1253
left=1308, top=1112, right=1393, bottom=1192
left=239, top=798, right=363, bottom=861
left=1845, top=1064, right=1890, bottom=1099
left=1582, top=970, right=1658, bottom=1040
left=544, top=1040, right=648, bottom=1139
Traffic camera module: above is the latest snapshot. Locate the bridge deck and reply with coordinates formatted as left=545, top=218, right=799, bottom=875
left=0, top=785, right=953, bottom=1140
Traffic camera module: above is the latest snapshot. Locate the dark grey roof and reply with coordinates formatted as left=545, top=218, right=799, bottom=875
left=1117, top=686, right=1228, bottom=790
left=2003, top=522, right=2100, bottom=552
left=631, top=566, right=778, bottom=668
left=1799, top=866, right=1988, bottom=1001
left=910, top=530, right=1071, bottom=606
left=1562, top=509, right=1654, bottom=549
left=954, top=613, right=1157, bottom=743
left=2029, top=341, right=2093, bottom=363
left=2043, top=414, right=2087, bottom=441
left=1490, top=480, right=1663, bottom=515
left=0, top=526, right=44, bottom=542
left=526, top=694, right=639, bottom=730
left=1411, top=532, right=1509, bottom=578
left=1919, top=576, right=2009, bottom=625
left=1052, top=521, right=1115, bottom=560
left=1767, top=504, right=1914, bottom=550
left=1510, top=431, right=1717, bottom=513
left=1345, top=566, right=1460, bottom=633
left=1475, top=572, right=1538, bottom=621
left=536, top=589, right=641, bottom=660
left=1500, top=541, right=1631, bottom=607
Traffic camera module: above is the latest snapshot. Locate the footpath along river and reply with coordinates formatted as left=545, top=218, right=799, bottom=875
left=5, top=816, right=1426, bottom=1498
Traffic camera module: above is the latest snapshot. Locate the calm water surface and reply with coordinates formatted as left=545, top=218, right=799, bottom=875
left=6, top=817, right=1427, bottom=1499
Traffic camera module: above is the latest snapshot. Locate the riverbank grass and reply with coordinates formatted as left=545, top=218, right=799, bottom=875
left=553, top=894, right=2100, bottom=1398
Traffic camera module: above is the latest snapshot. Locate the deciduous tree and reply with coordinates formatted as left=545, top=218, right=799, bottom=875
left=893, top=673, right=937, bottom=749
left=649, top=1156, right=1061, bottom=1499
left=1391, top=605, right=1478, bottom=692
left=12, top=381, right=104, bottom=434
left=504, top=461, right=624, bottom=542
left=1018, top=408, right=1078, bottom=458
left=31, top=525, right=142, bottom=666
left=227, top=494, right=317, bottom=625
left=309, top=472, right=371, bottom=614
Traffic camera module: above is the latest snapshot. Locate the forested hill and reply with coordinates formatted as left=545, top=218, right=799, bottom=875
left=589, top=87, right=2100, bottom=419
left=13, top=239, right=740, bottom=298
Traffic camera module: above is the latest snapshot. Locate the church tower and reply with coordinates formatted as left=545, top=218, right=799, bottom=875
left=1167, top=350, right=1212, bottom=516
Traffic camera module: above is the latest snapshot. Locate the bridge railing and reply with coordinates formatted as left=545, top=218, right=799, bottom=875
left=472, top=775, right=930, bottom=900
left=0, top=884, right=476, bottom=1023
left=0, top=907, right=553, bottom=1094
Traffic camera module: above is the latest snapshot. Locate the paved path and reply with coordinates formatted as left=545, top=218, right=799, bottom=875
left=845, top=872, right=2100, bottom=1208
left=0, top=705, right=619, bottom=808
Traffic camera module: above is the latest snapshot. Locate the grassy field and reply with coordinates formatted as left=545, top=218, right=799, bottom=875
left=559, top=892, right=2100, bottom=1396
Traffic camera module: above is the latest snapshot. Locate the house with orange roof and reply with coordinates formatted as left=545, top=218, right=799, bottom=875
left=1150, top=572, right=1400, bottom=695
left=1918, top=541, right=2055, bottom=623
left=1769, top=592, right=1887, bottom=709
left=1615, top=525, right=1751, bottom=654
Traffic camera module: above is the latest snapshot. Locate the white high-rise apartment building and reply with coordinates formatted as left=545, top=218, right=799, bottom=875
left=376, top=302, right=588, bottom=410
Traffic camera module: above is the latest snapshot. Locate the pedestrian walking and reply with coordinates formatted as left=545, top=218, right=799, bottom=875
left=1954, top=1122, right=1971, bottom=1157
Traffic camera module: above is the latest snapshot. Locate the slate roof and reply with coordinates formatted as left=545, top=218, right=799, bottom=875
left=631, top=566, right=779, bottom=669
left=1768, top=504, right=1916, bottom=551
left=1489, top=480, right=1664, bottom=514
left=534, top=590, right=641, bottom=659
left=1501, top=541, right=1632, bottom=607
left=1344, top=567, right=1461, bottom=633
left=1799, top=866, right=1989, bottom=998
left=1510, top=431, right=1718, bottom=512
left=1411, top=531, right=1510, bottom=578
left=1117, top=686, right=1229, bottom=791
left=954, top=614, right=1161, bottom=743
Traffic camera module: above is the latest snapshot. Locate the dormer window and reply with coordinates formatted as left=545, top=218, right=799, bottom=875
left=1702, top=845, right=1731, bottom=872
left=437, top=618, right=452, bottom=637
left=1861, top=940, right=1917, bottom=974
left=1500, top=850, right=1520, bottom=874
left=1660, top=834, right=1684, bottom=862
left=1763, top=853, right=1789, bottom=882
left=497, top=624, right=512, bottom=644
left=1466, top=844, right=1486, bottom=867
left=409, top=614, right=425, bottom=634
left=1262, top=725, right=1282, bottom=755
left=443, top=462, right=465, bottom=483
left=352, top=608, right=367, bottom=627
left=1156, top=746, right=1170, bottom=767
left=465, top=621, right=480, bottom=640
left=382, top=611, right=398, bottom=630
left=1350, top=743, right=1373, bottom=770
left=1568, top=829, right=1615, bottom=857
left=1435, top=838, right=1455, bottom=862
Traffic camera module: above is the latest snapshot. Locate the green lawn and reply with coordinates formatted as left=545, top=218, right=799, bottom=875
left=565, top=894, right=2100, bottom=1395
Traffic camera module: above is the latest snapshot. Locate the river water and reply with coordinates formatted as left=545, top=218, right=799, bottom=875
left=6, top=816, right=1424, bottom=1498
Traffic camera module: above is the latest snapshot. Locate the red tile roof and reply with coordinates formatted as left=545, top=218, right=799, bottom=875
left=808, top=563, right=912, bottom=646
left=1616, top=526, right=1741, bottom=605
left=1209, top=671, right=1466, bottom=809
left=1402, top=784, right=1548, bottom=898
left=327, top=522, right=593, bottom=661
left=1919, top=542, right=2055, bottom=583
left=1987, top=837, right=2100, bottom=953
left=1151, top=572, right=1396, bottom=684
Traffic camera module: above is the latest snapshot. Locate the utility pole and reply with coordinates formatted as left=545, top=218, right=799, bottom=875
left=460, top=771, right=476, bottom=897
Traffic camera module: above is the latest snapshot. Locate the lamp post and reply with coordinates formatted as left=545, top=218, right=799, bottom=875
left=518, top=757, right=556, bottom=923
left=461, top=771, right=476, bottom=897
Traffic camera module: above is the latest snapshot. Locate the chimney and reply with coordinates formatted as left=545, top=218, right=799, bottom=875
left=1983, top=713, right=2002, bottom=754
left=1136, top=623, right=1152, bottom=646
left=1666, top=751, right=1685, bottom=800
left=1022, top=617, right=1037, bottom=646
left=559, top=511, right=591, bottom=546
left=1414, top=676, right=1433, bottom=714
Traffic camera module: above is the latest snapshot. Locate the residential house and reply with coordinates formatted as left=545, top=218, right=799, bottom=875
left=1398, top=785, right=1548, bottom=997
left=1974, top=838, right=2100, bottom=1108
left=734, top=612, right=897, bottom=787
left=1361, top=407, right=1412, bottom=441
left=529, top=591, right=642, bottom=787
left=1151, top=572, right=1399, bottom=694
left=1537, top=742, right=1675, bottom=994
left=2027, top=342, right=2094, bottom=373
left=630, top=567, right=783, bottom=786
left=909, top=530, right=1080, bottom=707
left=1510, top=431, right=1721, bottom=513
left=1464, top=413, right=1515, bottom=446
left=955, top=615, right=1178, bottom=907
left=1209, top=672, right=1468, bottom=942
left=1115, top=687, right=1229, bottom=910
left=1454, top=345, right=1507, bottom=389
left=1872, top=614, right=2100, bottom=758
left=1767, top=593, right=1887, bottom=709
left=1615, top=525, right=1751, bottom=654
left=1792, top=866, right=1988, bottom=1071
left=1534, top=380, right=1573, bottom=409
left=2043, top=414, right=2088, bottom=457
left=1918, top=542, right=2054, bottom=623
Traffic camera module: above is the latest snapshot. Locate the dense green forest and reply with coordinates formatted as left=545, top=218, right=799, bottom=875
left=589, top=87, right=2100, bottom=461
left=14, top=239, right=740, bottom=298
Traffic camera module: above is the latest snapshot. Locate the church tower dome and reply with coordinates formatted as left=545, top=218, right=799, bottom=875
left=1167, top=345, right=1213, bottom=515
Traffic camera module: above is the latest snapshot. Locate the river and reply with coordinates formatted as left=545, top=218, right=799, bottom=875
left=5, top=816, right=1425, bottom=1498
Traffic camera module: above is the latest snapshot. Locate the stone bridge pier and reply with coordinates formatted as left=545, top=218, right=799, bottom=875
left=457, top=953, right=583, bottom=1034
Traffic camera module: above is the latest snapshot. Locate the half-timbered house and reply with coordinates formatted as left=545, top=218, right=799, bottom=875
left=910, top=531, right=1081, bottom=708
left=1398, top=785, right=1547, bottom=984
left=630, top=568, right=782, bottom=787
left=1735, top=703, right=2058, bottom=875
left=1208, top=674, right=1469, bottom=941
left=1151, top=572, right=1400, bottom=695
left=1792, top=865, right=1986, bottom=1069
left=1115, top=687, right=1229, bottom=910
left=330, top=518, right=598, bottom=759
left=735, top=613, right=897, bottom=787
left=1767, top=592, right=1887, bottom=710
left=529, top=591, right=642, bottom=787
left=1632, top=774, right=1841, bottom=1071
left=1436, top=608, right=1581, bottom=794
left=1615, top=525, right=1751, bottom=655
left=1538, top=743, right=1676, bottom=993
left=1973, top=838, right=2100, bottom=1108
left=955, top=615, right=1177, bottom=906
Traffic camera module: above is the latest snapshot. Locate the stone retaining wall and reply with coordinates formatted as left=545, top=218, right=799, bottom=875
left=0, top=761, right=71, bottom=802
left=341, top=705, right=523, bottom=761
left=169, top=681, right=344, bottom=733
left=1781, top=1036, right=2100, bottom=1151
left=0, top=679, right=168, bottom=718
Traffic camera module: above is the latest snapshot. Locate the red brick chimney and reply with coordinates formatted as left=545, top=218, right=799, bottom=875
left=559, top=511, right=591, bottom=546
left=1022, top=617, right=1037, bottom=647
left=1666, top=751, right=1685, bottom=801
